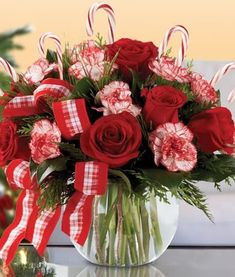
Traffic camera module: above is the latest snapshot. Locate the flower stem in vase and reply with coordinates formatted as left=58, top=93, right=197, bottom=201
left=131, top=198, right=146, bottom=264
left=107, top=183, right=118, bottom=265
left=150, top=193, right=163, bottom=254
left=93, top=197, right=105, bottom=263
left=116, top=184, right=124, bottom=265
left=122, top=193, right=138, bottom=265
left=86, top=223, right=93, bottom=257
left=140, top=199, right=150, bottom=261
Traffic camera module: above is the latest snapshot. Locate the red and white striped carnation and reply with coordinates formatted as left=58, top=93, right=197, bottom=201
left=24, top=58, right=57, bottom=84
left=68, top=40, right=115, bottom=81
left=149, top=56, right=191, bottom=83
left=190, top=73, right=218, bottom=103
left=149, top=122, right=197, bottom=172
left=29, top=119, right=61, bottom=164
left=96, top=81, right=141, bottom=117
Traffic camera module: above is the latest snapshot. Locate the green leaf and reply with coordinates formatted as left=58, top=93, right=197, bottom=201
left=195, top=154, right=235, bottom=183
left=59, top=142, right=87, bottom=161
left=46, top=49, right=57, bottom=64
left=142, top=168, right=189, bottom=188
left=29, top=159, right=38, bottom=178
left=192, top=168, right=235, bottom=183
left=37, top=157, right=67, bottom=184
left=109, top=169, right=132, bottom=193
left=71, top=77, right=94, bottom=99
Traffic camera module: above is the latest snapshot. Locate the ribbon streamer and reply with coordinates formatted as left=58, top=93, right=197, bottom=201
left=0, top=160, right=60, bottom=264
left=62, top=161, right=108, bottom=245
left=0, top=160, right=38, bottom=264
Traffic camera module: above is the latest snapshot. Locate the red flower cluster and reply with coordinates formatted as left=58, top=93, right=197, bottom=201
left=0, top=37, right=234, bottom=174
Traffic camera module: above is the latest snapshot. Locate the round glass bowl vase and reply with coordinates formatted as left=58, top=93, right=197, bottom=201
left=72, top=183, right=179, bottom=267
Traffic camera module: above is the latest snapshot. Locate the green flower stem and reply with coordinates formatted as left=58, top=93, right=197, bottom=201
left=107, top=184, right=118, bottom=265
left=86, top=225, right=93, bottom=257
left=116, top=184, right=124, bottom=265
left=131, top=198, right=145, bottom=264
left=122, top=194, right=138, bottom=265
left=93, top=197, right=105, bottom=263
left=120, top=233, right=127, bottom=265
left=150, top=193, right=163, bottom=254
left=140, top=199, right=150, bottom=261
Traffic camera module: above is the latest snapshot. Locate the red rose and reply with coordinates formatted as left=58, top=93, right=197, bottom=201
left=143, top=86, right=187, bottom=128
left=0, top=121, right=18, bottom=166
left=188, top=107, right=234, bottom=153
left=0, top=120, right=30, bottom=166
left=106, top=38, right=158, bottom=81
left=80, top=112, right=142, bottom=168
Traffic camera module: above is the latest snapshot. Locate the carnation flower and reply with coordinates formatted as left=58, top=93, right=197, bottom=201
left=96, top=81, right=141, bottom=117
left=24, top=58, right=57, bottom=84
left=29, top=119, right=61, bottom=164
left=149, top=122, right=197, bottom=172
left=149, top=56, right=191, bottom=83
left=68, top=40, right=115, bottom=81
left=190, top=73, right=218, bottom=103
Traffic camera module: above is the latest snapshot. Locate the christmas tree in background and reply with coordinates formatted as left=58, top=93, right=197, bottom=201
left=0, top=26, right=31, bottom=235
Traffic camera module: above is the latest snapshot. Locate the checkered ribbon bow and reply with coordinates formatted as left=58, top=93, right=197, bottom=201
left=3, top=78, right=72, bottom=118
left=0, top=159, right=61, bottom=265
left=0, top=160, right=108, bottom=264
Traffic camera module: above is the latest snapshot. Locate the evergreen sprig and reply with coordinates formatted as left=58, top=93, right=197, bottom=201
left=38, top=173, right=74, bottom=211
left=16, top=114, right=53, bottom=136
left=59, top=142, right=88, bottom=161
left=176, top=180, right=213, bottom=221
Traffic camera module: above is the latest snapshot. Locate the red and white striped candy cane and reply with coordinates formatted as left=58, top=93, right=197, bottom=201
left=158, top=25, right=189, bottom=66
left=86, top=1, right=116, bottom=44
left=38, top=32, right=63, bottom=80
left=0, top=57, right=18, bottom=82
left=210, top=62, right=235, bottom=102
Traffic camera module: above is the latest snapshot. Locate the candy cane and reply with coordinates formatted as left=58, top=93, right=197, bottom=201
left=86, top=1, right=116, bottom=44
left=0, top=58, right=18, bottom=82
left=210, top=62, right=235, bottom=103
left=158, top=25, right=189, bottom=66
left=38, top=32, right=63, bottom=80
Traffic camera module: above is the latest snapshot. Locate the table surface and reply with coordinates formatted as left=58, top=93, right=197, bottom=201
left=1, top=245, right=235, bottom=277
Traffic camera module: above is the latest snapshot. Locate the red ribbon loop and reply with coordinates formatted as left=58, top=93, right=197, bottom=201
left=0, top=159, right=61, bottom=264
left=53, top=99, right=91, bottom=140
left=62, top=161, right=108, bottom=245
left=3, top=78, right=72, bottom=118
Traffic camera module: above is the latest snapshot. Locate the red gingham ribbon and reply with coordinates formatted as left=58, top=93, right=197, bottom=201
left=3, top=78, right=72, bottom=118
left=0, top=160, right=60, bottom=264
left=52, top=99, right=91, bottom=140
left=62, top=161, right=108, bottom=245
left=0, top=160, right=38, bottom=264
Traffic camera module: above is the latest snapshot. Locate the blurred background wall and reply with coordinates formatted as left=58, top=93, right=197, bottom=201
left=1, top=0, right=235, bottom=71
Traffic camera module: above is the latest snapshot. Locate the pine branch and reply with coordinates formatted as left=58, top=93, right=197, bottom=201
left=0, top=26, right=31, bottom=67
left=175, top=180, right=213, bottom=221
left=59, top=142, right=88, bottom=161
left=38, top=173, right=74, bottom=211
left=16, top=114, right=52, bottom=136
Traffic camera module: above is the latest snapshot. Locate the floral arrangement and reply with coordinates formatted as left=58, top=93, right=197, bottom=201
left=0, top=1, right=234, bottom=266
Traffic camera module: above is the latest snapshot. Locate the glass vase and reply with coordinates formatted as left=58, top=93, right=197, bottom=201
left=72, top=183, right=179, bottom=266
